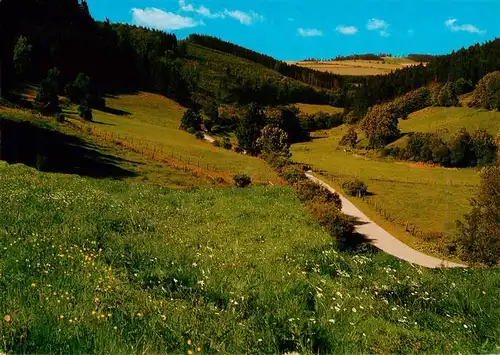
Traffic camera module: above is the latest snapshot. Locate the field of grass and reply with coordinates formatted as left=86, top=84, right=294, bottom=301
left=1, top=162, right=500, bottom=353
left=400, top=107, right=500, bottom=139
left=291, top=125, right=480, bottom=258
left=295, top=103, right=344, bottom=115
left=64, top=93, right=280, bottom=184
left=288, top=58, right=423, bottom=76
left=0, top=109, right=216, bottom=189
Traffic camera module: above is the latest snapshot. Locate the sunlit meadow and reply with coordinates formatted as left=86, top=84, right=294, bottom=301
left=1, top=162, right=499, bottom=353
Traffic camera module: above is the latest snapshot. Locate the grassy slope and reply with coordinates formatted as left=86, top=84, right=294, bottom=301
left=0, top=109, right=214, bottom=189
left=1, top=162, right=500, bottom=353
left=400, top=107, right=500, bottom=139
left=295, top=103, right=344, bottom=115
left=67, top=92, right=280, bottom=184
left=184, top=43, right=283, bottom=99
left=291, top=125, right=478, bottom=259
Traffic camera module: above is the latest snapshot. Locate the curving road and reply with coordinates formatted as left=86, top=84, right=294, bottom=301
left=306, top=172, right=466, bottom=268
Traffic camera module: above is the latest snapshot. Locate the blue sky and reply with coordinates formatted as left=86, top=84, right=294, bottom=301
left=86, top=0, right=500, bottom=61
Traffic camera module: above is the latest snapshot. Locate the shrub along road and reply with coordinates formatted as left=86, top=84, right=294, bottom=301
left=306, top=172, right=467, bottom=268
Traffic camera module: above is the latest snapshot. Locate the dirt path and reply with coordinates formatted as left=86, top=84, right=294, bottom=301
left=203, top=133, right=215, bottom=143
left=306, top=172, right=466, bottom=268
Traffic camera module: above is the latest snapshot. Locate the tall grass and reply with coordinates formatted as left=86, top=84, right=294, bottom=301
left=1, top=162, right=499, bottom=353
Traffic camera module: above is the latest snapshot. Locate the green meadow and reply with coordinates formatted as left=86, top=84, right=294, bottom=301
left=291, top=124, right=480, bottom=258
left=1, top=162, right=500, bottom=354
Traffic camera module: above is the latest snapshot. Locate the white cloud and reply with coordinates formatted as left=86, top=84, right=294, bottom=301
left=298, top=28, right=323, bottom=37
left=367, top=18, right=388, bottom=30
left=336, top=25, right=358, bottom=35
left=179, top=0, right=224, bottom=19
left=366, top=18, right=390, bottom=36
left=131, top=8, right=201, bottom=30
left=445, top=18, right=486, bottom=34
left=224, top=9, right=263, bottom=25
left=179, top=1, right=262, bottom=24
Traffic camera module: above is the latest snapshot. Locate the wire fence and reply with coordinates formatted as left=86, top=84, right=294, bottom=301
left=70, top=122, right=234, bottom=184
left=318, top=170, right=447, bottom=242
left=71, top=121, right=281, bottom=186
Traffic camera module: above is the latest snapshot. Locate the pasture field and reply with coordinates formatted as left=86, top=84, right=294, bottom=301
left=291, top=125, right=480, bottom=259
left=288, top=58, right=424, bottom=76
left=0, top=109, right=215, bottom=189
left=400, top=106, right=500, bottom=139
left=294, top=103, right=344, bottom=115
left=1, top=162, right=500, bottom=353
left=65, top=93, right=281, bottom=184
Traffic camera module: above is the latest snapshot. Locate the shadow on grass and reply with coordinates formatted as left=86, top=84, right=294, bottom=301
left=339, top=232, right=376, bottom=253
left=99, top=106, right=131, bottom=116
left=0, top=117, right=137, bottom=179
left=92, top=120, right=117, bottom=126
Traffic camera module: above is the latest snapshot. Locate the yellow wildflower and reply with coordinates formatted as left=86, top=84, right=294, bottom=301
left=187, top=339, right=192, bottom=345
left=187, top=351, right=193, bottom=355
left=31, top=283, right=36, bottom=287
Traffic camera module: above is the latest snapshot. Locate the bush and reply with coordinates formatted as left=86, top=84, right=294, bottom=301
left=54, top=113, right=65, bottom=123
left=222, top=137, right=232, bottom=150
left=233, top=174, right=252, bottom=188
left=307, top=201, right=343, bottom=226
left=65, top=73, right=91, bottom=104
left=294, top=180, right=342, bottom=209
left=180, top=109, right=202, bottom=131
left=235, top=103, right=266, bottom=154
left=78, top=102, right=93, bottom=121
left=471, top=129, right=497, bottom=166
left=401, top=132, right=450, bottom=165
left=437, top=82, right=459, bottom=107
left=470, top=71, right=500, bottom=110
left=341, top=178, right=368, bottom=197
left=213, top=140, right=222, bottom=147
left=339, top=127, right=358, bottom=148
left=280, top=165, right=307, bottom=185
left=211, top=125, right=222, bottom=134
left=454, top=78, right=473, bottom=95
left=35, top=67, right=61, bottom=115
left=301, top=112, right=343, bottom=131
left=360, top=104, right=400, bottom=148
left=263, top=153, right=288, bottom=170
left=256, top=125, right=291, bottom=158
left=456, top=166, right=500, bottom=265
left=448, top=128, right=474, bottom=167
left=203, top=118, right=214, bottom=132
left=343, top=111, right=359, bottom=124
left=195, top=131, right=205, bottom=140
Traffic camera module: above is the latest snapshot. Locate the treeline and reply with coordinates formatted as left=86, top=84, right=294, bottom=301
left=331, top=54, right=384, bottom=61
left=0, top=0, right=192, bottom=105
left=187, top=34, right=342, bottom=90
left=407, top=54, right=436, bottom=62
left=347, top=38, right=500, bottom=117
left=302, top=53, right=394, bottom=62
left=383, top=129, right=497, bottom=168
left=228, top=78, right=341, bottom=106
